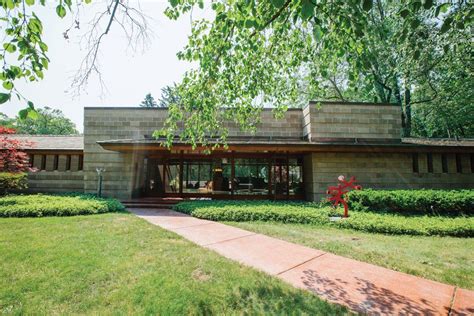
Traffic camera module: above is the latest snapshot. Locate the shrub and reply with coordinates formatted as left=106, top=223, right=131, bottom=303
left=173, top=200, right=474, bottom=237
left=0, top=194, right=125, bottom=217
left=0, top=172, right=28, bottom=195
left=176, top=200, right=334, bottom=224
left=347, top=189, right=474, bottom=216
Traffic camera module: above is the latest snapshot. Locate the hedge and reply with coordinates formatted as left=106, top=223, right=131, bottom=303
left=0, top=194, right=125, bottom=217
left=347, top=189, right=474, bottom=216
left=174, top=200, right=474, bottom=237
left=0, top=172, right=28, bottom=195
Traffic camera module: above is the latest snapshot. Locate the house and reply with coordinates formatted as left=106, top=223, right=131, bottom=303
left=9, top=101, right=474, bottom=201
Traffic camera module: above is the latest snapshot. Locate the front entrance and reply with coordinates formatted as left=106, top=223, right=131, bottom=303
left=142, top=153, right=304, bottom=200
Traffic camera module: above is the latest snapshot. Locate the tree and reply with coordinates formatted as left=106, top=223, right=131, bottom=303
left=158, top=84, right=180, bottom=108
left=0, top=1, right=471, bottom=143
left=0, top=127, right=33, bottom=194
left=0, top=0, right=149, bottom=110
left=10, top=107, right=78, bottom=135
left=156, top=0, right=472, bottom=146
left=140, top=93, right=158, bottom=108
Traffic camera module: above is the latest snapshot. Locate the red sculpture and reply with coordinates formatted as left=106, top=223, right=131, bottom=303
left=327, top=175, right=362, bottom=218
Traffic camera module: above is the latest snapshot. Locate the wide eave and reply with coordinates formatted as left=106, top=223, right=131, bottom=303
left=97, top=137, right=474, bottom=154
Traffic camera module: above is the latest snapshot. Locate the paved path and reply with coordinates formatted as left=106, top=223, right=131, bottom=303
left=130, top=208, right=474, bottom=315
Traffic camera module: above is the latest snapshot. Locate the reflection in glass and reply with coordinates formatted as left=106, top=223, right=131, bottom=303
left=234, top=158, right=269, bottom=195
left=164, top=159, right=180, bottom=193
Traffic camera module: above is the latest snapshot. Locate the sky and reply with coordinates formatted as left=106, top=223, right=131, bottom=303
left=1, top=0, right=213, bottom=132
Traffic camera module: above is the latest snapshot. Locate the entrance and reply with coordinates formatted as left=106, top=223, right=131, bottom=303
left=142, top=153, right=304, bottom=200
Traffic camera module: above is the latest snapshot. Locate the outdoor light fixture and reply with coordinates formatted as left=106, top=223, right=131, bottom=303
left=96, top=167, right=106, bottom=197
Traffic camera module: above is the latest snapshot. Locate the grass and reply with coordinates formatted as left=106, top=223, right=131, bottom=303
left=226, top=221, right=474, bottom=290
left=0, top=213, right=348, bottom=315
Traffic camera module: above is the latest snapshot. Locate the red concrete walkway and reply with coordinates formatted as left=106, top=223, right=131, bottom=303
left=130, top=208, right=474, bottom=315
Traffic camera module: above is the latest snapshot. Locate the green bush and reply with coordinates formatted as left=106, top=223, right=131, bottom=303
left=174, top=200, right=474, bottom=237
left=175, top=200, right=335, bottom=224
left=0, top=194, right=125, bottom=217
left=0, top=172, right=27, bottom=195
left=347, top=189, right=474, bottom=216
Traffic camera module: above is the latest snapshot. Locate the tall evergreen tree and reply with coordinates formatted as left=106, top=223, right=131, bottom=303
left=140, top=93, right=158, bottom=108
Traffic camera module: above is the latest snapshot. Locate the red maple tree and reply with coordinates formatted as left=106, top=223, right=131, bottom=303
left=0, top=127, right=35, bottom=194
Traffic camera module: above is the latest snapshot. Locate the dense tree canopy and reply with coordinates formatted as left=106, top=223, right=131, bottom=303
left=158, top=0, right=472, bottom=146
left=0, top=0, right=472, bottom=146
left=0, top=107, right=78, bottom=135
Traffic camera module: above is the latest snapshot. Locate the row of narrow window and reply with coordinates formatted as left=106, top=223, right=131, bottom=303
left=412, top=153, right=473, bottom=174
left=29, top=154, right=83, bottom=171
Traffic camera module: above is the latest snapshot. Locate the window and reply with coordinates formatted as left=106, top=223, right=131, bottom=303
left=29, top=154, right=34, bottom=168
left=455, top=154, right=462, bottom=173
left=53, top=155, right=59, bottom=170
left=235, top=158, right=269, bottom=195
left=41, top=155, right=47, bottom=170
left=164, top=159, right=180, bottom=193
left=412, top=153, right=419, bottom=173
left=441, top=154, right=448, bottom=173
left=183, top=158, right=232, bottom=195
left=426, top=153, right=433, bottom=173
left=471, top=154, right=474, bottom=173
left=66, top=155, right=71, bottom=171
left=78, top=155, right=84, bottom=171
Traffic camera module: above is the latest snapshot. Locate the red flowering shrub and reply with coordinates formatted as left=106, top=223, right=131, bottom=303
left=0, top=127, right=35, bottom=194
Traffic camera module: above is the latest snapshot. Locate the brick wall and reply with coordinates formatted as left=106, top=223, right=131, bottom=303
left=305, top=152, right=474, bottom=201
left=303, top=102, right=402, bottom=141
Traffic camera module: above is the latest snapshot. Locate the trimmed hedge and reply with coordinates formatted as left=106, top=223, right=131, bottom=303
left=175, top=200, right=335, bottom=224
left=347, top=189, right=474, bottom=216
left=0, top=194, right=125, bottom=217
left=174, top=200, right=474, bottom=237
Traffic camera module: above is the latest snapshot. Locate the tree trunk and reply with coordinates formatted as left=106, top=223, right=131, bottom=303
left=404, top=88, right=411, bottom=137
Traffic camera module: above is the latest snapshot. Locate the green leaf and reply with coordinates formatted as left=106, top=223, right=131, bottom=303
left=271, top=0, right=285, bottom=9
left=19, top=109, right=28, bottom=120
left=0, top=93, right=10, bottom=104
left=313, top=25, right=323, bottom=41
left=27, top=109, right=39, bottom=119
left=170, top=0, right=178, bottom=8
left=2, top=81, right=13, bottom=90
left=400, top=9, right=410, bottom=18
left=440, top=17, right=452, bottom=33
left=3, top=43, right=16, bottom=53
left=300, top=0, right=315, bottom=20
left=56, top=5, right=66, bottom=18
left=25, top=0, right=35, bottom=5
left=362, top=0, right=373, bottom=11
left=414, top=50, right=420, bottom=60
left=435, top=3, right=449, bottom=17
left=423, top=0, right=433, bottom=10
left=27, top=101, right=35, bottom=109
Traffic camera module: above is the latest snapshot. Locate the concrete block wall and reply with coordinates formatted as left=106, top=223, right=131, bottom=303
left=24, top=153, right=84, bottom=193
left=305, top=152, right=474, bottom=201
left=83, top=107, right=304, bottom=199
left=26, top=171, right=84, bottom=193
left=223, top=109, right=303, bottom=138
left=83, top=108, right=170, bottom=199
left=303, top=102, right=402, bottom=141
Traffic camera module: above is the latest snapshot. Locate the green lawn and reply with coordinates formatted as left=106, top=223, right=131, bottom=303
left=0, top=213, right=348, bottom=315
left=227, top=221, right=474, bottom=290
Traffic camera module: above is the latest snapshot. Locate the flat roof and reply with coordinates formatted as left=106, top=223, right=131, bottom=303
left=4, top=135, right=84, bottom=151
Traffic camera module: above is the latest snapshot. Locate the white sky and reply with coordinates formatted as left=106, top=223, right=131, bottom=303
left=1, top=1, right=213, bottom=132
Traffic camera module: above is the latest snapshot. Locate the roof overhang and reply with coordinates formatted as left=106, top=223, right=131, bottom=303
left=97, top=138, right=474, bottom=154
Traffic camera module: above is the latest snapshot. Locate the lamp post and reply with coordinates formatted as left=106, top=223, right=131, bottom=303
left=96, top=168, right=106, bottom=197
